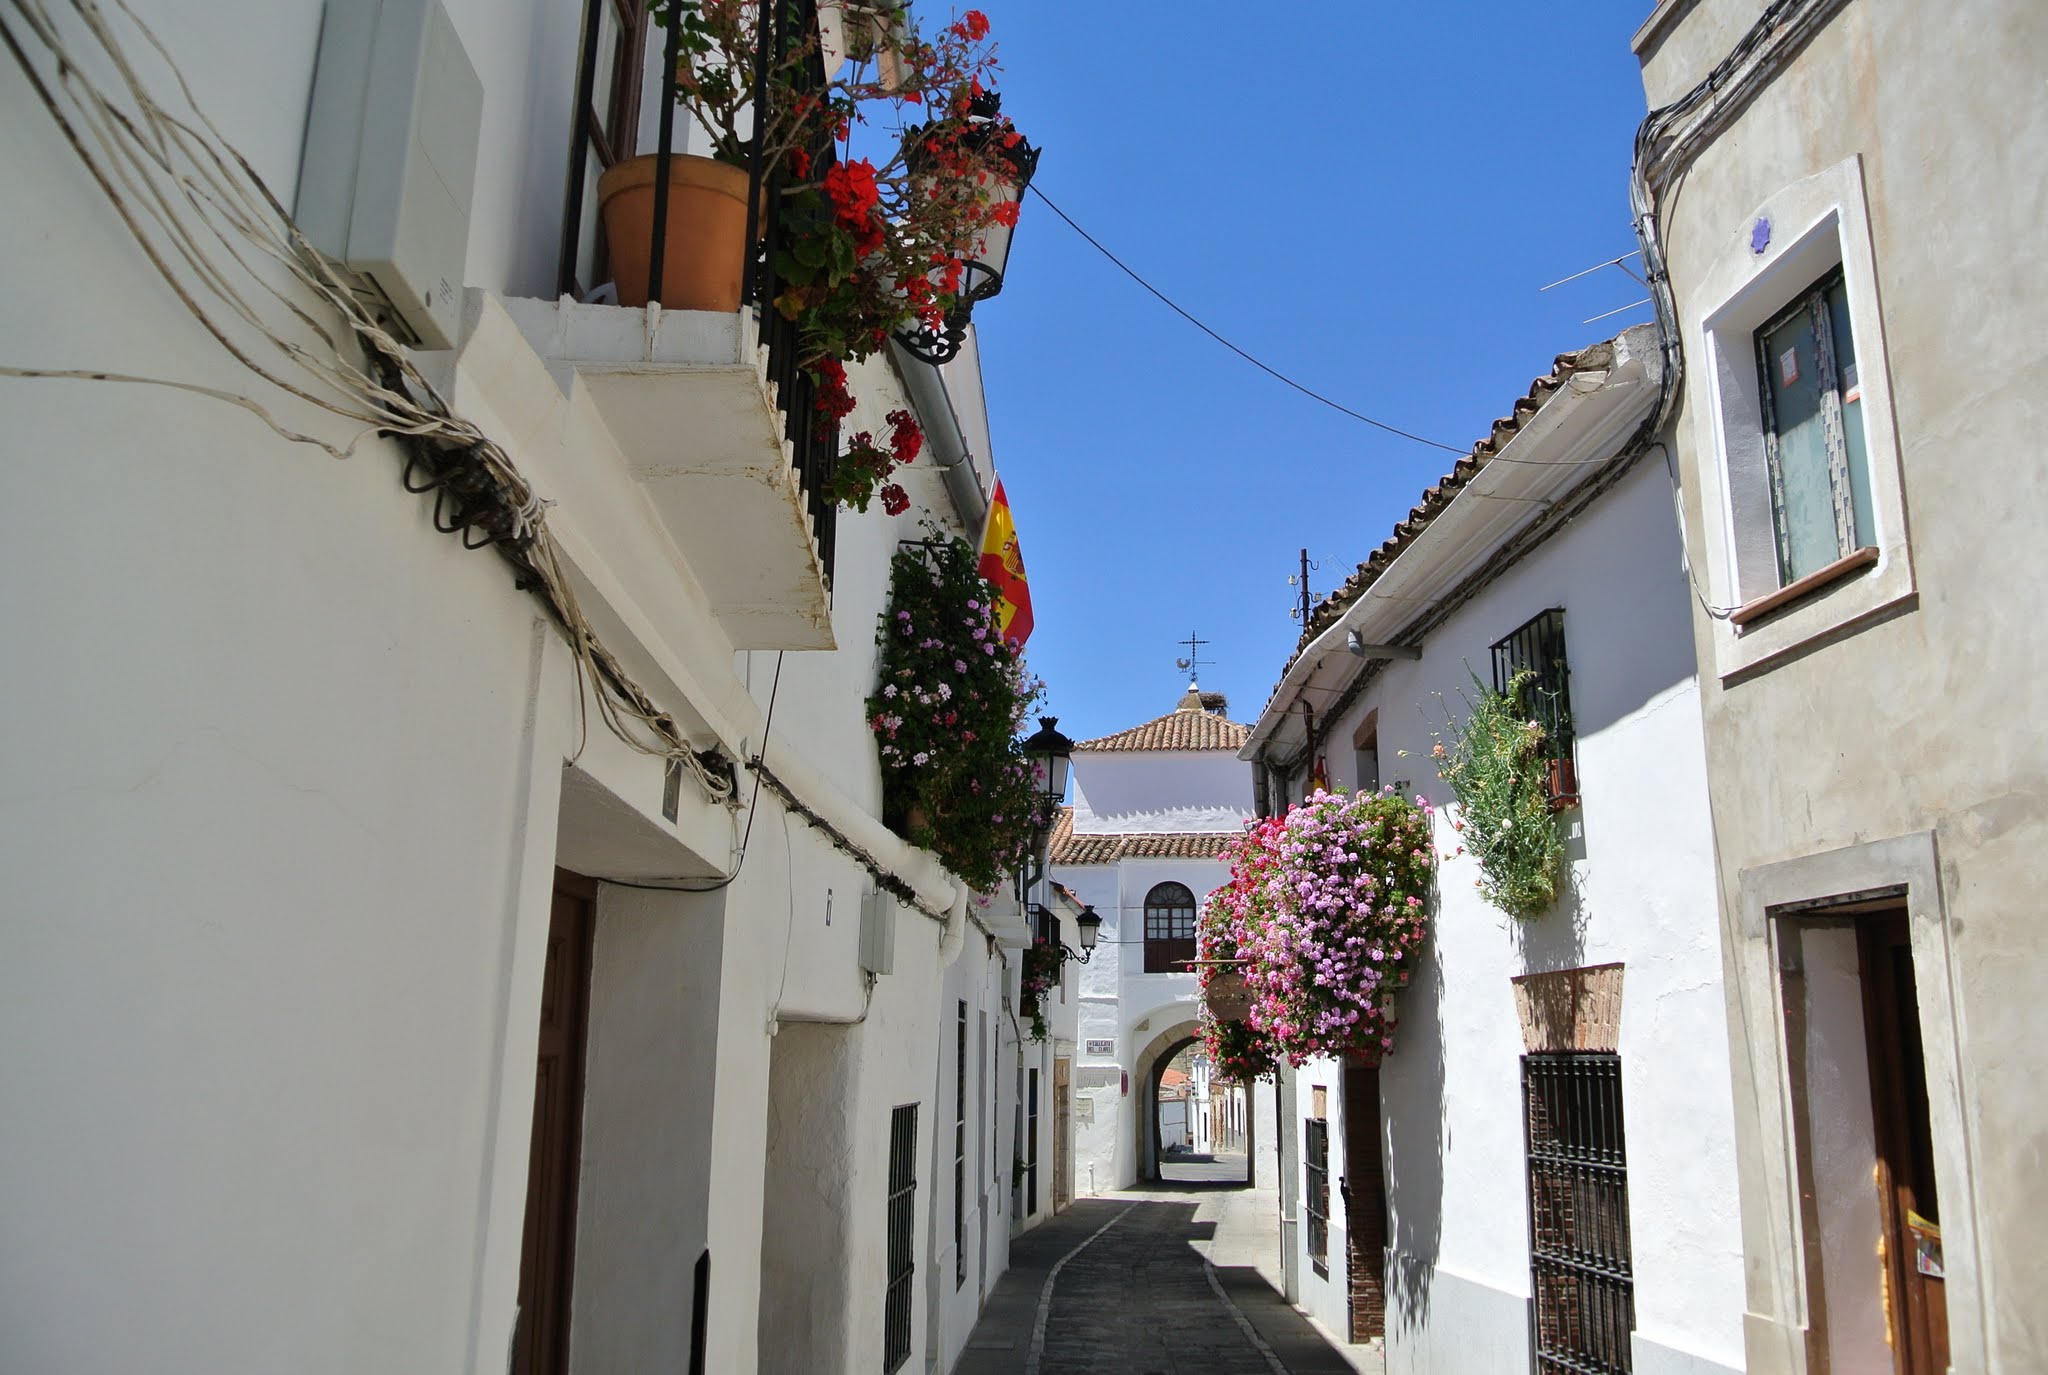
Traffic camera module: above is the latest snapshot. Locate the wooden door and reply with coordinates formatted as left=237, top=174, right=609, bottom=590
left=1052, top=1059, right=1071, bottom=1212
left=1859, top=913, right=1948, bottom=1375
left=1341, top=1064, right=1388, bottom=1342
left=513, top=871, right=597, bottom=1375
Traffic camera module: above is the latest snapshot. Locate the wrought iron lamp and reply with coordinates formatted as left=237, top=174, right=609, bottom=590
left=894, top=94, right=1041, bottom=366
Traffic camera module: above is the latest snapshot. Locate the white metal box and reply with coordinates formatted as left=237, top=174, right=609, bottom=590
left=859, top=888, right=895, bottom=977
left=295, top=0, right=481, bottom=348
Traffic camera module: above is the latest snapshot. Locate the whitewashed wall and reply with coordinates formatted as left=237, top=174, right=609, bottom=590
left=1276, top=462, right=1744, bottom=1375
left=1069, top=750, right=1253, bottom=833
left=0, top=4, right=1010, bottom=1373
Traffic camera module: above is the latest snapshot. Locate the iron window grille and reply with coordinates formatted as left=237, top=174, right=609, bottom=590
left=557, top=0, right=839, bottom=586
left=1143, top=882, right=1198, bottom=973
left=954, top=1002, right=967, bottom=1288
left=1756, top=265, right=1875, bottom=587
left=1491, top=608, right=1577, bottom=807
left=885, top=1103, right=918, bottom=1372
left=1305, top=1116, right=1331, bottom=1278
left=1523, top=1053, right=1635, bottom=1375
left=1025, top=1068, right=1040, bottom=1216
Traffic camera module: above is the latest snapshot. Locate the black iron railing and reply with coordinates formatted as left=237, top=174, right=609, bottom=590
left=1305, top=1116, right=1331, bottom=1277
left=561, top=0, right=839, bottom=587
left=1523, top=1052, right=1635, bottom=1375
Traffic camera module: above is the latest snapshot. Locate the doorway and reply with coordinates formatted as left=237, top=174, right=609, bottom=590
left=513, top=870, right=597, bottom=1375
left=1153, top=1040, right=1252, bottom=1186
left=1781, top=907, right=1948, bottom=1374
left=1341, top=1063, right=1389, bottom=1342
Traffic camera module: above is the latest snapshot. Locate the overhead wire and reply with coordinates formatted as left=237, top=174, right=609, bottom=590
left=1025, top=184, right=1467, bottom=457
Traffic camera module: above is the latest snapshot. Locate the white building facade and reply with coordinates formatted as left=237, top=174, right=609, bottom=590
left=1243, top=329, right=1748, bottom=1372
left=0, top=3, right=1044, bottom=1373
left=1050, top=691, right=1278, bottom=1195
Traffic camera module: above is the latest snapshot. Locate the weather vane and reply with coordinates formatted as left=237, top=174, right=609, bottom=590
left=1174, top=630, right=1211, bottom=684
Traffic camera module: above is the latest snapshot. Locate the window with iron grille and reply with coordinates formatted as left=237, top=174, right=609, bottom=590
left=884, top=1103, right=918, bottom=1373
left=1491, top=609, right=1577, bottom=805
left=1523, top=1053, right=1634, bottom=1375
left=1025, top=1068, right=1040, bottom=1216
left=1143, top=882, right=1198, bottom=973
left=1304, top=1116, right=1330, bottom=1278
left=954, top=1002, right=967, bottom=1288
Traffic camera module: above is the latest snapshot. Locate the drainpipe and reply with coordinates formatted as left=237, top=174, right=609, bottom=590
left=889, top=340, right=987, bottom=531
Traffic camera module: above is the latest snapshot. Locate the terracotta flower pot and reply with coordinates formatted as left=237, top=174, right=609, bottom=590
left=597, top=153, right=756, bottom=311
left=1204, top=970, right=1251, bottom=1022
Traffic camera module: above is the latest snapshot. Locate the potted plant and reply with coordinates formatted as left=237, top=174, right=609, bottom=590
left=865, top=530, right=1050, bottom=890
left=1433, top=671, right=1568, bottom=920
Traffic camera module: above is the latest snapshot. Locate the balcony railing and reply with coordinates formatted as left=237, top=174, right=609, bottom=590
left=559, top=0, right=839, bottom=588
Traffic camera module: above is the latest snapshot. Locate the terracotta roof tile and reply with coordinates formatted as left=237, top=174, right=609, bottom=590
left=1046, top=808, right=1242, bottom=865
left=1076, top=707, right=1250, bottom=753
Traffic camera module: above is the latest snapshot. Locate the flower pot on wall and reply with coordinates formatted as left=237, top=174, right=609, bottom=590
left=1547, top=756, right=1580, bottom=813
left=1204, top=970, right=1251, bottom=1022
left=597, top=153, right=754, bottom=311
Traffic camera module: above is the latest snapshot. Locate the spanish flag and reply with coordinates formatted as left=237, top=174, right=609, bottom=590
left=977, top=477, right=1034, bottom=648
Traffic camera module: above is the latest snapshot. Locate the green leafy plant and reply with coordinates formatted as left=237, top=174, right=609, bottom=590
left=866, top=531, right=1049, bottom=891
left=1433, top=671, right=1565, bottom=920
left=1019, top=939, right=1064, bottom=1042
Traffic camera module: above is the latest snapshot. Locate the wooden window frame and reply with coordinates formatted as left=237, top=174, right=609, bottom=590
left=557, top=0, right=650, bottom=300
left=1142, top=881, right=1198, bottom=974
left=1304, top=1114, right=1331, bottom=1278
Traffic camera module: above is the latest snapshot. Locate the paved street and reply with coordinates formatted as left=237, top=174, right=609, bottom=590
left=955, top=1178, right=1383, bottom=1375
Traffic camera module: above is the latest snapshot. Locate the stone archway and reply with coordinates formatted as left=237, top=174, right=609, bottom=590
left=1128, top=1018, right=1254, bottom=1186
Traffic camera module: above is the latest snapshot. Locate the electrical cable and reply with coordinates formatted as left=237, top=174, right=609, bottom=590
left=1026, top=184, right=1466, bottom=457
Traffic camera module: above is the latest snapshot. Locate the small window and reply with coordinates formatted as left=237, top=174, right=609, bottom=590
left=1025, top=1068, right=1040, bottom=1216
left=1491, top=609, right=1577, bottom=806
left=1305, top=1114, right=1331, bottom=1278
left=884, top=1103, right=918, bottom=1372
left=1524, top=1053, right=1634, bottom=1374
left=1352, top=711, right=1381, bottom=794
left=1142, top=882, right=1198, bottom=974
left=954, top=1003, right=967, bottom=1289
left=1756, top=267, right=1875, bottom=586
left=558, top=0, right=649, bottom=298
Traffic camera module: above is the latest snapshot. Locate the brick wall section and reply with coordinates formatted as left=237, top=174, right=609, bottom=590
left=1511, top=963, right=1624, bottom=1053
left=1342, top=1064, right=1387, bottom=1342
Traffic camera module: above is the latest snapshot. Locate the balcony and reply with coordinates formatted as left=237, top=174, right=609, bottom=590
left=502, top=296, right=835, bottom=650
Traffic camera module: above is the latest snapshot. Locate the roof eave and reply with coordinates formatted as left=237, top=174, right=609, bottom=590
left=1242, top=339, right=1662, bottom=763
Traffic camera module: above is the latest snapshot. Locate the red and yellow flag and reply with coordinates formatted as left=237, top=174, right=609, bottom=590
left=976, top=477, right=1034, bottom=648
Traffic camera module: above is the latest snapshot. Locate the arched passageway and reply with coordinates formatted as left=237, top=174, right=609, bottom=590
left=1130, top=1021, right=1253, bottom=1187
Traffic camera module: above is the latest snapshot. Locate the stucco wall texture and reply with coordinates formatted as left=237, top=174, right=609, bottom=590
left=1639, top=1, right=2048, bottom=1369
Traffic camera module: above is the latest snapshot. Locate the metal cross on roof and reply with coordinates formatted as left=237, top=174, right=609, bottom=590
left=1173, top=631, right=1211, bottom=683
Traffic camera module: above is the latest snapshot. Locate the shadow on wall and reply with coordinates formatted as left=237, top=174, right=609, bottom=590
left=1384, top=916, right=1446, bottom=1341
left=1513, top=813, right=1590, bottom=975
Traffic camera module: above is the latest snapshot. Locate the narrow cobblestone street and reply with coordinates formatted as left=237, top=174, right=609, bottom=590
left=955, top=1171, right=1382, bottom=1375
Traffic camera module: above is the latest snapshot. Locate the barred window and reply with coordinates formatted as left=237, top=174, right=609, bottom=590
left=1492, top=608, right=1577, bottom=805
left=1305, top=1115, right=1331, bottom=1278
left=1524, top=1053, right=1634, bottom=1374
left=1143, top=882, right=1197, bottom=974
left=884, top=1104, right=918, bottom=1372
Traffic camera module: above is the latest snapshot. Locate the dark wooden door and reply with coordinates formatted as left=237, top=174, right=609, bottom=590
left=1341, top=1064, right=1388, bottom=1342
left=1859, top=912, right=1948, bottom=1375
left=513, top=871, right=597, bottom=1375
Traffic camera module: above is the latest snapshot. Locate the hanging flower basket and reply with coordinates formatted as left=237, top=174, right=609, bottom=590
left=1223, top=790, right=1436, bottom=1066
left=1203, top=968, right=1252, bottom=1021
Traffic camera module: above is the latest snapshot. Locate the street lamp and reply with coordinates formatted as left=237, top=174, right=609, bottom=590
left=1031, top=901, right=1102, bottom=964
left=894, top=93, right=1041, bottom=366
left=1074, top=905, right=1102, bottom=955
left=1022, top=714, right=1073, bottom=823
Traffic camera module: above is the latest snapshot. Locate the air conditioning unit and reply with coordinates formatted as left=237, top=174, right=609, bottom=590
left=859, top=887, right=895, bottom=977
left=296, top=0, right=482, bottom=349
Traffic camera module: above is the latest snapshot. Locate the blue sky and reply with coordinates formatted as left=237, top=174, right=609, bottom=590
left=963, top=3, right=1658, bottom=742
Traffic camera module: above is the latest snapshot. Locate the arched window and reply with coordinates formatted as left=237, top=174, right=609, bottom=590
left=1143, top=881, right=1198, bottom=974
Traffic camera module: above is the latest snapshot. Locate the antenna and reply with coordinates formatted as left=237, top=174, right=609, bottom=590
left=1286, top=548, right=1327, bottom=623
left=1538, top=250, right=1652, bottom=325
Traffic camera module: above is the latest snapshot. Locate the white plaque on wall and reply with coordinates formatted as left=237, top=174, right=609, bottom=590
left=1085, top=1038, right=1114, bottom=1056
